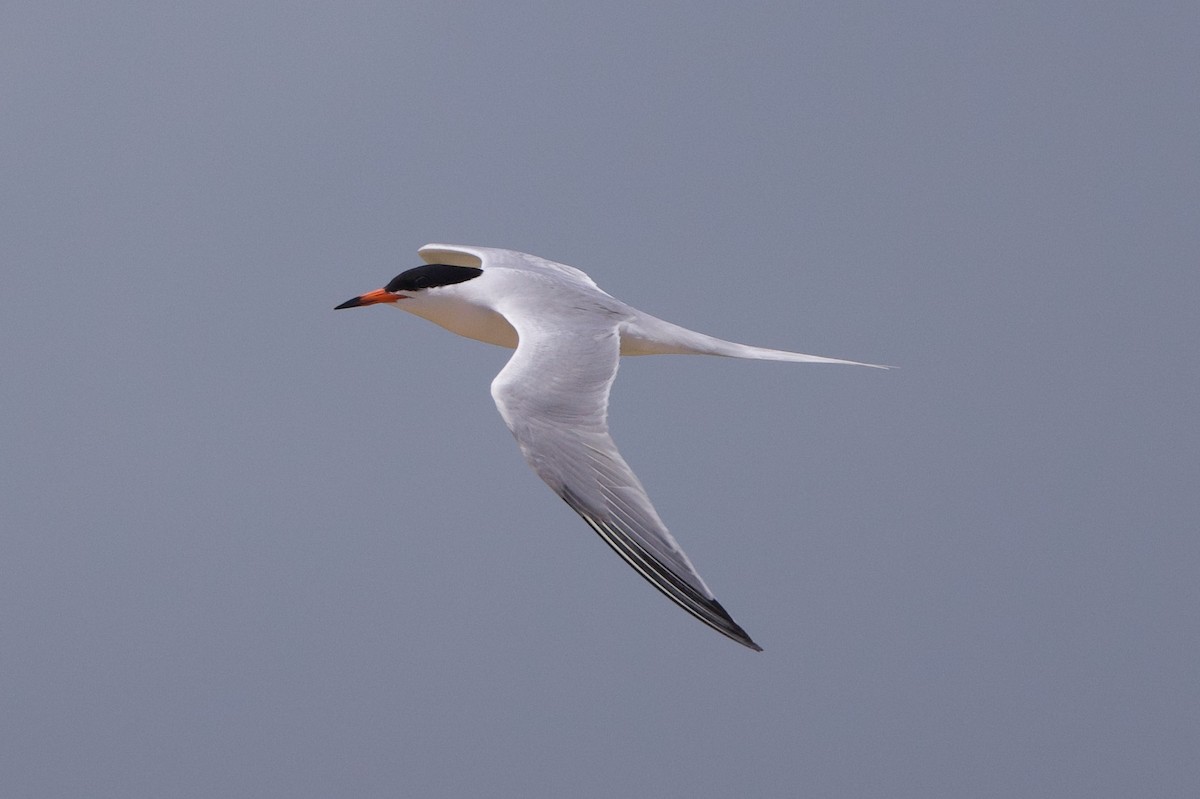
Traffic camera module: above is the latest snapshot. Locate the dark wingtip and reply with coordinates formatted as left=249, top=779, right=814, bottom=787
left=334, top=296, right=364, bottom=310
left=561, top=488, right=766, bottom=652
left=737, top=629, right=764, bottom=651
left=709, top=597, right=763, bottom=651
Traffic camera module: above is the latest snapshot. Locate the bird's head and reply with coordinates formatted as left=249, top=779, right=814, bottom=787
left=335, top=264, right=484, bottom=309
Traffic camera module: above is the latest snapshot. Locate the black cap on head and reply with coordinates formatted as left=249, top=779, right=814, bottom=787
left=385, top=264, right=483, bottom=293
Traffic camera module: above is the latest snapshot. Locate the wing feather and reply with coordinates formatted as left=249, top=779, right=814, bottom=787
left=489, top=300, right=761, bottom=651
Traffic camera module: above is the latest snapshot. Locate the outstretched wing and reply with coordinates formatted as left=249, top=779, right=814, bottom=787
left=489, top=299, right=761, bottom=651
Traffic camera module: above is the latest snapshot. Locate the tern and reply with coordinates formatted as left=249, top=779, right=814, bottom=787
left=336, top=244, right=885, bottom=651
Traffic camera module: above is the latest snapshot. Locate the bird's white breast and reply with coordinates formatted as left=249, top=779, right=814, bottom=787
left=395, top=282, right=520, bottom=349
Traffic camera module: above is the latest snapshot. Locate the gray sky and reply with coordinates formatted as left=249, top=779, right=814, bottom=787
left=3, top=2, right=1198, bottom=797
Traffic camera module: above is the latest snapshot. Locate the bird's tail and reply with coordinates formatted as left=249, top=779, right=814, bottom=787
left=619, top=312, right=889, bottom=368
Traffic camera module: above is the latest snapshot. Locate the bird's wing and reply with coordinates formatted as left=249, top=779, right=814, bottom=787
left=420, top=242, right=604, bottom=291
left=489, top=299, right=761, bottom=650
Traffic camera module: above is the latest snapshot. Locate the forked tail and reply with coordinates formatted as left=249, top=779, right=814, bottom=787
left=619, top=311, right=890, bottom=368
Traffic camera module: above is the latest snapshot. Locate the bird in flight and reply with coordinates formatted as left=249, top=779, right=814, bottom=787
left=336, top=244, right=885, bottom=650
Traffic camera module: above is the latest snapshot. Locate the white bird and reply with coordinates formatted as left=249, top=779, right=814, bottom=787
left=336, top=244, right=885, bottom=651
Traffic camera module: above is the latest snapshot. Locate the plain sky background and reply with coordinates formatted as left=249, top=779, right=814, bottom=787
left=3, top=2, right=1198, bottom=797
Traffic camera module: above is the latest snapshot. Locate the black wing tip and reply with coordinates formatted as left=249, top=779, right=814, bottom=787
left=561, top=489, right=765, bottom=651
left=707, top=597, right=764, bottom=652
left=724, top=623, right=764, bottom=652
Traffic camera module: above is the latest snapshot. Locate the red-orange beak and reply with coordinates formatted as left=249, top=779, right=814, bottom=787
left=334, top=287, right=403, bottom=310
